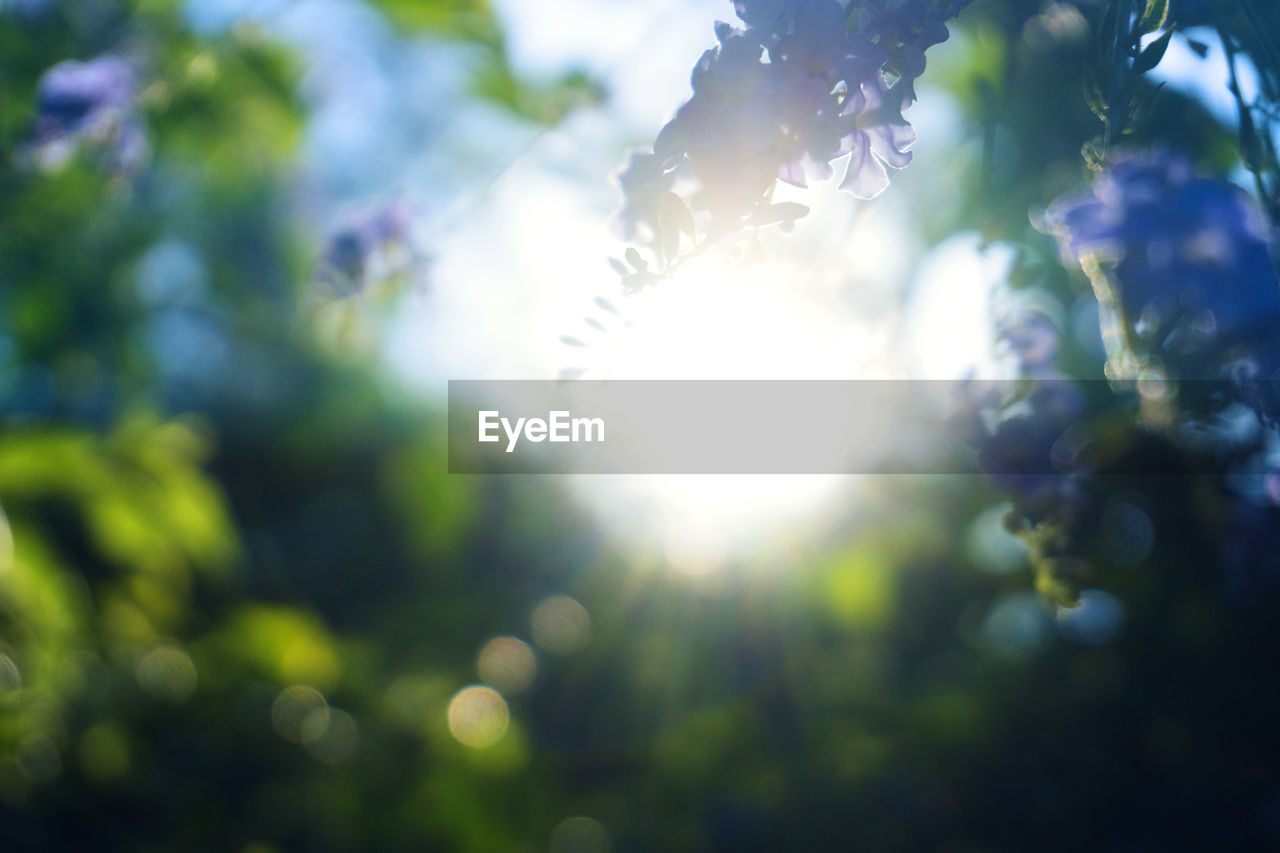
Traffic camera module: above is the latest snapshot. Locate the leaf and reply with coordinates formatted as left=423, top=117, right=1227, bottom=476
left=594, top=296, right=620, bottom=315
left=621, top=271, right=660, bottom=293
left=1185, top=36, right=1209, bottom=58
left=559, top=335, right=588, bottom=347
left=660, top=223, right=678, bottom=270
left=1133, top=29, right=1174, bottom=74
left=1083, top=77, right=1108, bottom=120
left=659, top=191, right=696, bottom=236
left=1239, top=103, right=1266, bottom=171
left=749, top=202, right=810, bottom=227
left=624, top=247, right=647, bottom=272
left=1139, top=0, right=1168, bottom=34
left=1097, top=0, right=1118, bottom=51
left=1128, top=81, right=1165, bottom=126
left=607, top=257, right=628, bottom=276
left=584, top=317, right=606, bottom=332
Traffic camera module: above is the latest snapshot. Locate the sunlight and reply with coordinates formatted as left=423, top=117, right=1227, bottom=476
left=562, top=227, right=901, bottom=572
left=381, top=107, right=1010, bottom=568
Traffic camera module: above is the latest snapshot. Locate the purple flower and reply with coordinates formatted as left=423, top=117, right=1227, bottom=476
left=652, top=27, right=785, bottom=220
left=852, top=0, right=962, bottom=105
left=316, top=200, right=422, bottom=295
left=613, top=0, right=966, bottom=271
left=614, top=151, right=677, bottom=243
left=28, top=55, right=148, bottom=173
left=1001, top=310, right=1060, bottom=377
left=1044, top=154, right=1274, bottom=412
left=1044, top=154, right=1280, bottom=387
left=960, top=310, right=1088, bottom=519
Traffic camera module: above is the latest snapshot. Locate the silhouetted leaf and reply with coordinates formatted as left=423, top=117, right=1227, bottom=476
left=624, top=247, right=647, bottom=272
left=621, top=271, right=660, bottom=293
left=660, top=191, right=696, bottom=236
left=1134, top=30, right=1174, bottom=74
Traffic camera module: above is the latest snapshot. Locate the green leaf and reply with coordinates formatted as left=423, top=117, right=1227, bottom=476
left=1133, top=29, right=1174, bottom=74
left=1084, top=77, right=1108, bottom=120
left=1139, top=0, right=1168, bottom=34
left=1128, top=81, right=1165, bottom=126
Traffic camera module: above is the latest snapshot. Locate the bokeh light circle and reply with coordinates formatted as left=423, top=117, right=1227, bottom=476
left=271, top=685, right=329, bottom=744
left=135, top=645, right=198, bottom=704
left=530, top=596, right=590, bottom=656
left=446, top=685, right=509, bottom=748
left=477, top=636, right=536, bottom=695
left=550, top=816, right=611, bottom=853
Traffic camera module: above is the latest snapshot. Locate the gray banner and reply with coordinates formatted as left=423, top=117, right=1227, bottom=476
left=447, top=379, right=1106, bottom=474
left=448, top=378, right=1269, bottom=474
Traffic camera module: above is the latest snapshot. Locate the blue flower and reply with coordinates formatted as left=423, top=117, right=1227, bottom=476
left=28, top=55, right=148, bottom=173
left=1044, top=154, right=1280, bottom=383
left=960, top=310, right=1088, bottom=518
left=615, top=151, right=677, bottom=243
left=614, top=0, right=966, bottom=269
left=316, top=200, right=422, bottom=295
left=1000, top=310, right=1061, bottom=377
left=851, top=0, right=961, bottom=105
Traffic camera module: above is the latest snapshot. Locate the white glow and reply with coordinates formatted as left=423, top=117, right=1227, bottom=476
left=905, top=233, right=1015, bottom=379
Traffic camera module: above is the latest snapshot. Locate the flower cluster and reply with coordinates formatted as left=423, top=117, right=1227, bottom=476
left=959, top=310, right=1095, bottom=604
left=315, top=200, right=423, bottom=296
left=27, top=55, right=149, bottom=174
left=615, top=0, right=967, bottom=280
left=1027, top=153, right=1280, bottom=599
left=1043, top=154, right=1280, bottom=415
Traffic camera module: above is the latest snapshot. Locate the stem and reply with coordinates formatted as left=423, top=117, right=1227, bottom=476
left=1221, top=25, right=1278, bottom=224
left=1237, top=0, right=1280, bottom=86
left=1103, top=0, right=1132, bottom=154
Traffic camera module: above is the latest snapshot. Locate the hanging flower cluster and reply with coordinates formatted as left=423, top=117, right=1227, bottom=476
left=26, top=55, right=149, bottom=174
left=613, top=0, right=967, bottom=287
left=971, top=152, right=1280, bottom=603
left=958, top=310, right=1095, bottom=604
left=1043, top=153, right=1280, bottom=417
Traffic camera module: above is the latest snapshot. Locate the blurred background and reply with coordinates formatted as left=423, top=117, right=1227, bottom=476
left=2, top=0, right=1280, bottom=849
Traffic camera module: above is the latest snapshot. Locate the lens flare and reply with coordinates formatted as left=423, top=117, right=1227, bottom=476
left=530, top=596, right=590, bottom=655
left=447, top=685, right=509, bottom=748
left=477, top=636, right=537, bottom=695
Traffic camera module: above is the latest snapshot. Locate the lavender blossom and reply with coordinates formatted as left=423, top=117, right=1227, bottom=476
left=1043, top=154, right=1280, bottom=387
left=316, top=200, right=422, bottom=296
left=614, top=0, right=967, bottom=269
left=28, top=55, right=148, bottom=173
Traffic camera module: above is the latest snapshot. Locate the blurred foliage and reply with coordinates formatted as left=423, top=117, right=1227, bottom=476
left=368, top=0, right=606, bottom=123
left=0, top=0, right=1279, bottom=851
